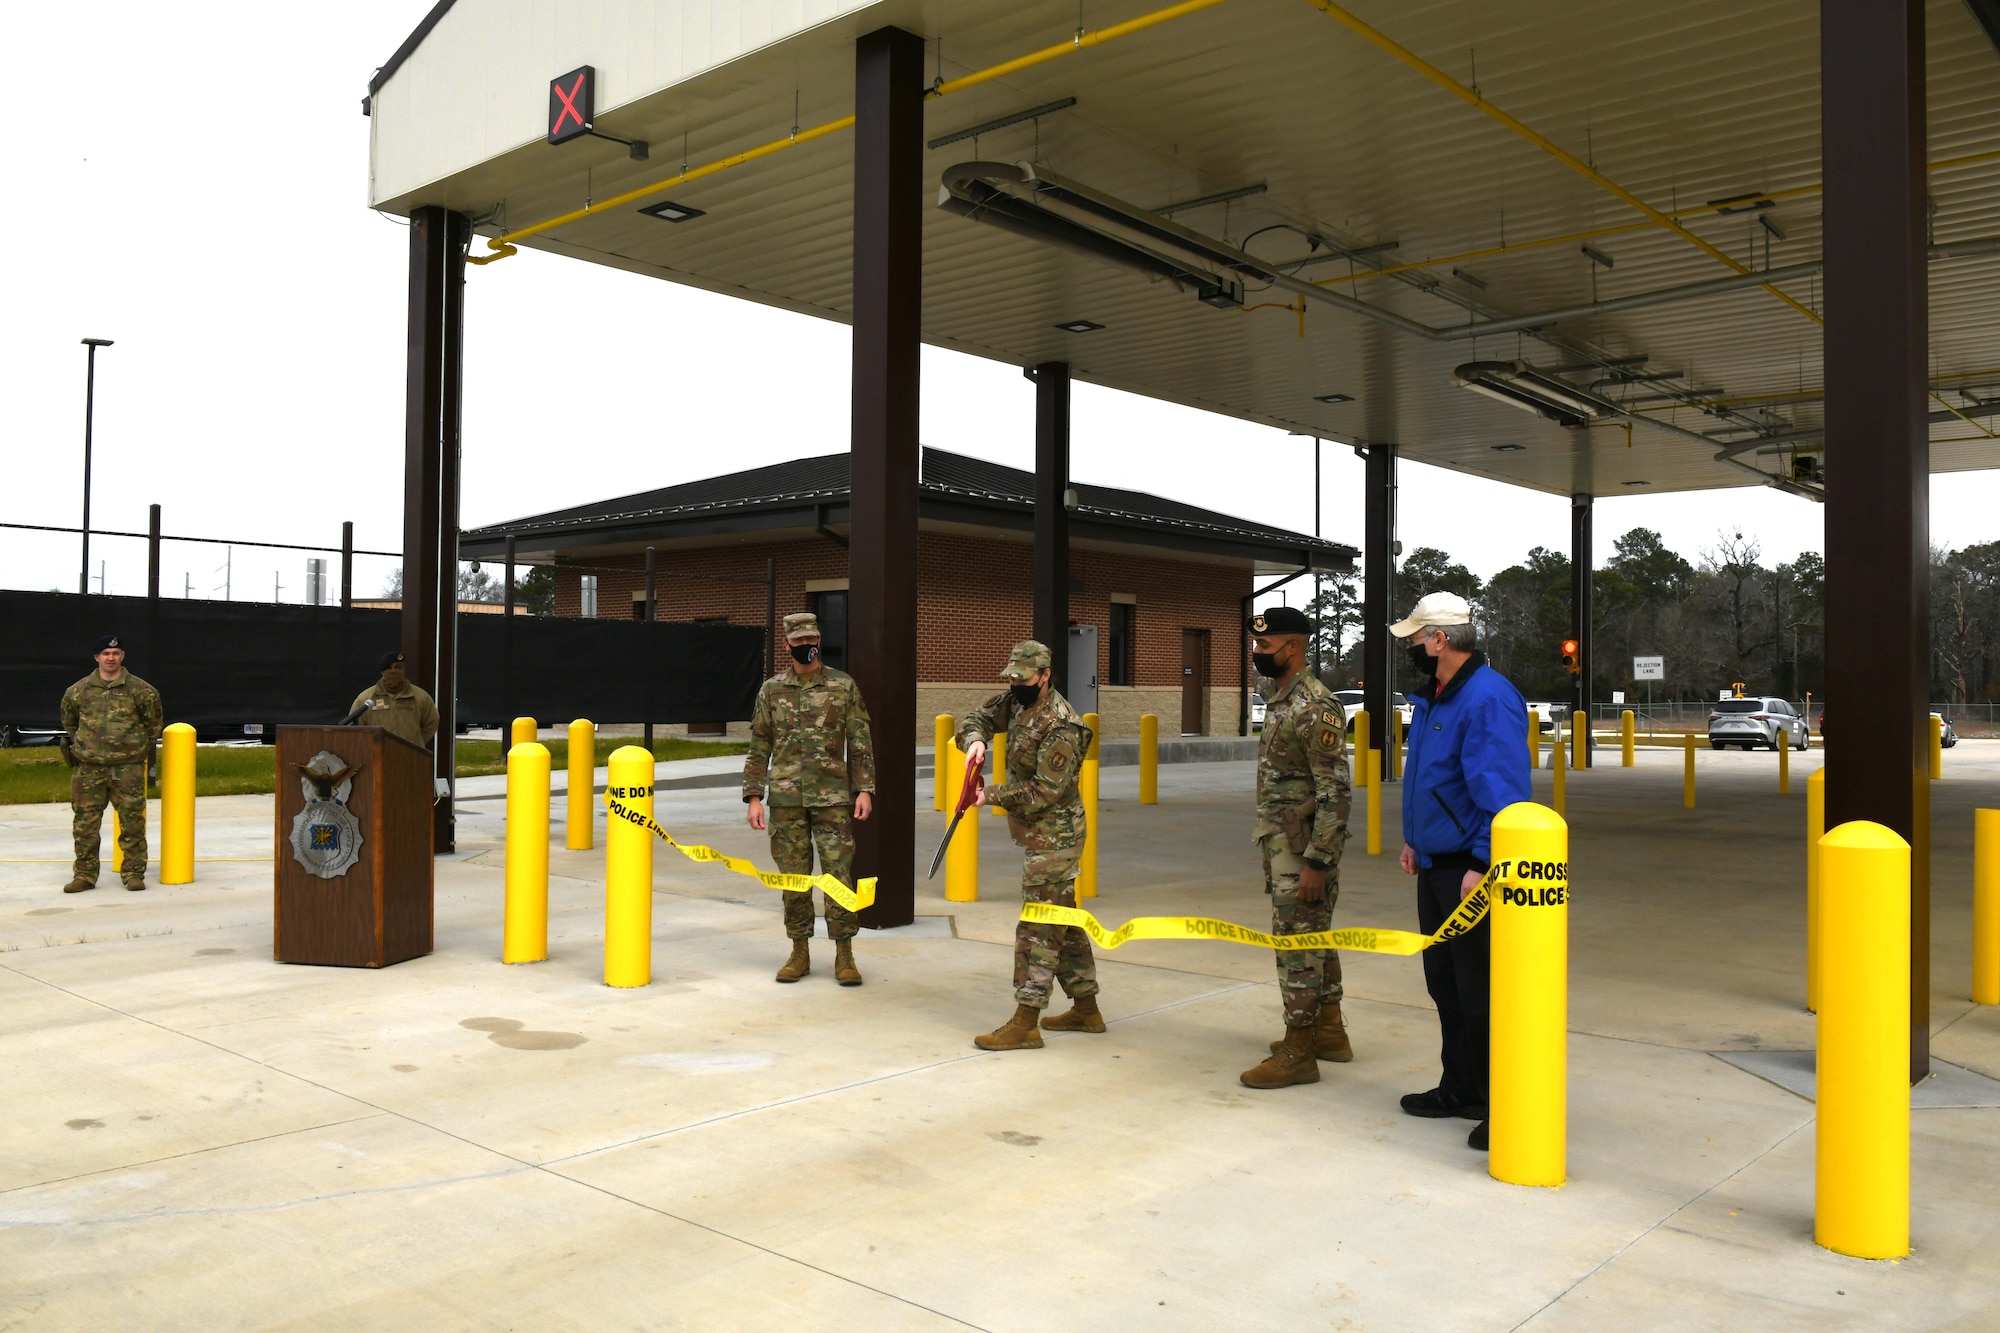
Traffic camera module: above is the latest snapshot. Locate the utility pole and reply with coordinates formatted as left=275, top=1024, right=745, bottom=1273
left=78, top=338, right=114, bottom=594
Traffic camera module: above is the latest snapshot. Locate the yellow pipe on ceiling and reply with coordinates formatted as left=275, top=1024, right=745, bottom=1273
left=467, top=0, right=1234, bottom=266
left=1299, top=0, right=1824, bottom=326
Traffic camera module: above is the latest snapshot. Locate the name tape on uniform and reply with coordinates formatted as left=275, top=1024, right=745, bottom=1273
left=604, top=790, right=877, bottom=914
left=1019, top=858, right=1564, bottom=954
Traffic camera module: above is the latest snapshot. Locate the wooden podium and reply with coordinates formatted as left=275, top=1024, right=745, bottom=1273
left=274, top=725, right=434, bottom=967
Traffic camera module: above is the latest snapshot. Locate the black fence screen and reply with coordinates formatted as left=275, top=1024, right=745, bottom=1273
left=0, top=591, right=762, bottom=730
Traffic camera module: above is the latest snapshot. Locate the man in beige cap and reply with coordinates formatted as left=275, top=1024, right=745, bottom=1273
left=1390, top=590, right=1530, bottom=1155
left=743, top=612, right=876, bottom=984
left=958, top=640, right=1101, bottom=1050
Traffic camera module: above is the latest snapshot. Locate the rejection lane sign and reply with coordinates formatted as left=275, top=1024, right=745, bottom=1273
left=1634, top=655, right=1664, bottom=681
left=549, top=66, right=595, bottom=144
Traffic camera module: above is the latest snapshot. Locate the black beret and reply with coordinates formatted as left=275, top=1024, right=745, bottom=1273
left=91, top=634, right=123, bottom=654
left=377, top=651, right=406, bottom=671
left=1248, top=606, right=1314, bottom=635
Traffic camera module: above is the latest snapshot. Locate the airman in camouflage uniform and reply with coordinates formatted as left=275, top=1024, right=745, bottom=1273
left=743, top=612, right=876, bottom=985
left=60, top=635, right=164, bottom=894
left=1241, top=606, right=1353, bottom=1089
left=959, top=640, right=1103, bottom=1051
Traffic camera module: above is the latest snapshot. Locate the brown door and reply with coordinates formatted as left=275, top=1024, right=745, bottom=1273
left=1181, top=629, right=1210, bottom=734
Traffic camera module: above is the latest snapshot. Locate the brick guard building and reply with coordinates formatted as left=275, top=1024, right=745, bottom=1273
left=461, top=449, right=1353, bottom=739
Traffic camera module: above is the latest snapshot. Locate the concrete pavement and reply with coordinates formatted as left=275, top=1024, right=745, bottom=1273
left=2, top=743, right=1998, bottom=1329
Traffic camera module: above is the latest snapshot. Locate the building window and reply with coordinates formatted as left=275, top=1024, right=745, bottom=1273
left=1108, top=602, right=1136, bottom=686
left=579, top=575, right=598, bottom=618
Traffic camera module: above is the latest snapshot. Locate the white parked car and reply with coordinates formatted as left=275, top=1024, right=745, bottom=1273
left=1709, top=696, right=1810, bottom=750
left=1332, top=690, right=1413, bottom=735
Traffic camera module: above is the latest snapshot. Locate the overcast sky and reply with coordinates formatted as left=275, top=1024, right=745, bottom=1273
left=8, top=2, right=1996, bottom=616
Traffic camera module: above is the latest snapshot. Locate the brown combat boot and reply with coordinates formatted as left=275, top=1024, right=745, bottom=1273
left=833, top=939, right=862, bottom=986
left=973, top=1004, right=1044, bottom=1051
left=1040, top=994, right=1106, bottom=1033
left=123, top=876, right=147, bottom=893
left=1269, top=1003, right=1353, bottom=1062
left=1242, top=1023, right=1321, bottom=1089
left=62, top=877, right=95, bottom=895
left=775, top=940, right=811, bottom=983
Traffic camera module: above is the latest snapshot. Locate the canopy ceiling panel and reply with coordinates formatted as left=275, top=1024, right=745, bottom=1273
left=369, top=0, right=2000, bottom=498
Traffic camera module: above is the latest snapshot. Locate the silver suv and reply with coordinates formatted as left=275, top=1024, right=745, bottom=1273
left=1709, top=697, right=1809, bottom=750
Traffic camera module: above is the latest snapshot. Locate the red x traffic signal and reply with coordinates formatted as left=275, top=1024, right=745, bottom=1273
left=549, top=66, right=595, bottom=145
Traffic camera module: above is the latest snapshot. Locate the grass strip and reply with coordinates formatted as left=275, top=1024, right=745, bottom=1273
left=0, top=736, right=746, bottom=805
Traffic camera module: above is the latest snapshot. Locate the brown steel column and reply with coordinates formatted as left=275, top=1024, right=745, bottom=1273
left=1822, top=0, right=1929, bottom=1080
left=847, top=26, right=924, bottom=929
left=401, top=204, right=470, bottom=852
left=1031, top=362, right=1071, bottom=692
left=1571, top=495, right=1593, bottom=767
left=1361, top=444, right=1397, bottom=780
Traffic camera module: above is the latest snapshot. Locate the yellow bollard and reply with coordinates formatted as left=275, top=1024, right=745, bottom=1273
left=1974, top=809, right=2000, bottom=1006
left=111, top=809, right=124, bottom=874
left=1683, top=733, right=1697, bottom=809
left=1489, top=801, right=1569, bottom=1187
left=990, top=729, right=1008, bottom=817
left=604, top=746, right=654, bottom=987
left=1366, top=749, right=1382, bottom=856
left=1527, top=706, right=1539, bottom=770
left=934, top=714, right=952, bottom=812
left=1079, top=712, right=1101, bottom=898
left=943, top=738, right=978, bottom=903
left=1353, top=709, right=1369, bottom=782
left=1807, top=768, right=1825, bottom=1013
left=1930, top=715, right=1944, bottom=781
left=1138, top=714, right=1159, bottom=805
left=566, top=719, right=595, bottom=851
left=511, top=716, right=537, bottom=748
left=1621, top=710, right=1635, bottom=768
left=160, top=723, right=195, bottom=884
left=503, top=741, right=550, bottom=963
left=1570, top=713, right=1586, bottom=770
left=1815, top=820, right=1911, bottom=1259
left=1551, top=736, right=1566, bottom=816
left=1391, top=707, right=1404, bottom=780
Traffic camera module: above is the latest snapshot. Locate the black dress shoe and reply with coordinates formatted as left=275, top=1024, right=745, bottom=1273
left=1468, top=1120, right=1489, bottom=1151
left=1400, top=1087, right=1487, bottom=1120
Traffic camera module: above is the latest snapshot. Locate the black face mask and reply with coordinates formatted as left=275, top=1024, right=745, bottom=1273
left=1251, top=651, right=1284, bottom=679
left=1010, top=682, right=1043, bottom=707
left=790, top=643, right=818, bottom=665
left=1407, top=643, right=1440, bottom=678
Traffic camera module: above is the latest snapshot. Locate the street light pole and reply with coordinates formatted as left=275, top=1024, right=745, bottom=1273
left=79, top=338, right=114, bottom=595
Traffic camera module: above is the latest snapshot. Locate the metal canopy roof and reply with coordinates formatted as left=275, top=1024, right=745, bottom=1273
left=368, top=0, right=2000, bottom=500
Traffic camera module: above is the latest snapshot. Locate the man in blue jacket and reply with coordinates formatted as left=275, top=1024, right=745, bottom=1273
left=1393, top=592, right=1532, bottom=1152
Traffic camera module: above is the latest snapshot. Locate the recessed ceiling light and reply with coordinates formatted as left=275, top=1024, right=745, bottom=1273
left=1313, top=392, right=1354, bottom=405
left=1055, top=319, right=1104, bottom=333
left=1621, top=479, right=1651, bottom=486
left=1489, top=443, right=1526, bottom=452
left=639, top=200, right=705, bottom=222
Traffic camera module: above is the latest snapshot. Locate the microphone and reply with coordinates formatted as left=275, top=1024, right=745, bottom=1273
left=338, top=700, right=376, bottom=726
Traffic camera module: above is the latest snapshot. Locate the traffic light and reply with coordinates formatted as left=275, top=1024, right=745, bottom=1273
left=1561, top=638, right=1580, bottom=676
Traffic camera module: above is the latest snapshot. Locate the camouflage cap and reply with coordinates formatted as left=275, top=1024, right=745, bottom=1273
left=1000, top=639, right=1053, bottom=681
left=783, top=612, right=821, bottom=641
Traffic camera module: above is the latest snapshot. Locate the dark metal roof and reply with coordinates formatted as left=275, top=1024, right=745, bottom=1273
left=462, top=448, right=1354, bottom=570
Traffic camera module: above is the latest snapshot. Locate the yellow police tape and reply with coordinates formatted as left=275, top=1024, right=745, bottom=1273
left=604, top=793, right=876, bottom=914
left=1022, top=875, right=1490, bottom=954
